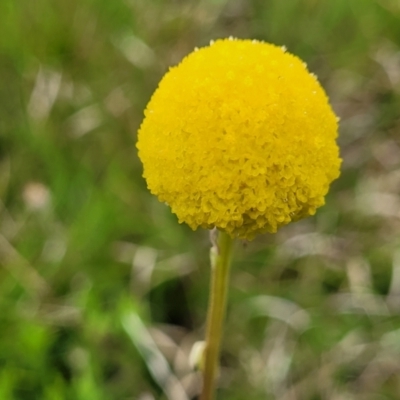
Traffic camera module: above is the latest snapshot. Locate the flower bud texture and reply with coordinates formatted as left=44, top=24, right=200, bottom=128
left=137, top=39, right=341, bottom=240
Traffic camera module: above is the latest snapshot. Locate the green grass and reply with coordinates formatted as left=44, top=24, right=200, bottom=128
left=1, top=0, right=400, bottom=398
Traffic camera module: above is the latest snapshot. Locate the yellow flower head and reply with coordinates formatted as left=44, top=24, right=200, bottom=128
left=137, top=38, right=341, bottom=240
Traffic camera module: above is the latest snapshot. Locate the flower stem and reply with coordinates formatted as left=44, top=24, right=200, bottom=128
left=200, top=230, right=234, bottom=400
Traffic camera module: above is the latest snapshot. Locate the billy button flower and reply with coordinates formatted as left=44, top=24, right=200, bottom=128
left=136, top=38, right=341, bottom=400
left=137, top=38, right=341, bottom=240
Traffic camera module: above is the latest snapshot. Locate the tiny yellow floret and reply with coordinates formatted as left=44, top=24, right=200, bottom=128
left=137, top=38, right=341, bottom=240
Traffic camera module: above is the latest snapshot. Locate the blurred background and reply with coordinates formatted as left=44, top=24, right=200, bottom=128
left=1, top=0, right=400, bottom=399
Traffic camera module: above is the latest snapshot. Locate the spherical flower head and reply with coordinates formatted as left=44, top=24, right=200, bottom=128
left=137, top=38, right=341, bottom=240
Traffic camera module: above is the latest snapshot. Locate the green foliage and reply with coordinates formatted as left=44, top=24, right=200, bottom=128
left=1, top=0, right=400, bottom=398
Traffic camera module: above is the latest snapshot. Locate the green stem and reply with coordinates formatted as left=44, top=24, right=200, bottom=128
left=200, top=230, right=234, bottom=400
